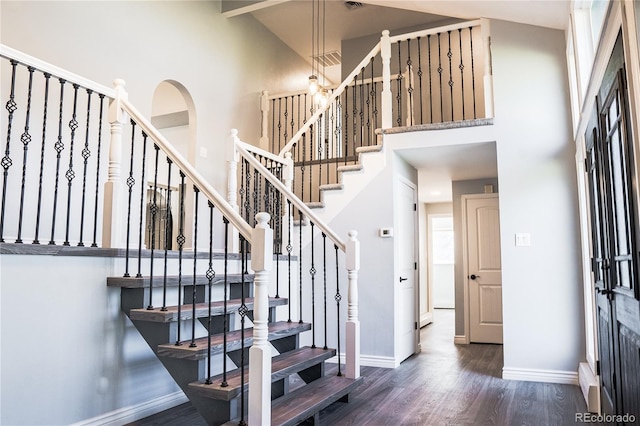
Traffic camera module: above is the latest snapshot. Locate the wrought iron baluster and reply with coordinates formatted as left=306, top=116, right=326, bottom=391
left=175, top=172, right=186, bottom=345
left=470, top=26, right=477, bottom=119
left=34, top=72, right=51, bottom=244
left=365, top=70, right=371, bottom=147
left=459, top=28, right=466, bottom=120
left=239, top=236, right=249, bottom=426
left=286, top=199, right=293, bottom=322
left=352, top=76, right=357, bottom=153
left=301, top=133, right=306, bottom=203
left=447, top=31, right=454, bottom=121
left=221, top=217, right=230, bottom=387
left=283, top=97, right=289, bottom=143
left=190, top=187, right=200, bottom=347
left=360, top=67, right=365, bottom=146
left=48, top=79, right=66, bottom=245
left=396, top=42, right=403, bottom=127
left=277, top=98, right=282, bottom=154
left=407, top=39, right=414, bottom=126
left=77, top=89, right=93, bottom=246
left=162, top=159, right=173, bottom=311
left=321, top=232, right=328, bottom=349
left=91, top=94, right=105, bottom=247
left=253, top=167, right=259, bottom=225
left=371, top=60, right=378, bottom=131
left=136, top=132, right=148, bottom=277
left=270, top=98, right=275, bottom=153
left=290, top=96, right=296, bottom=144
left=123, top=120, right=137, bottom=277
left=417, top=37, right=424, bottom=124
left=344, top=87, right=349, bottom=165
left=310, top=222, right=316, bottom=348
left=437, top=33, right=444, bottom=123
left=299, top=210, right=303, bottom=323
left=16, top=66, right=35, bottom=244
left=335, top=243, right=342, bottom=376
left=428, top=34, right=433, bottom=123
left=63, top=83, right=80, bottom=246
left=147, top=144, right=161, bottom=310
left=205, top=201, right=215, bottom=384
left=0, top=60, right=18, bottom=243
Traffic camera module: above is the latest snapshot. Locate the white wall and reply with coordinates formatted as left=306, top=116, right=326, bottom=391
left=491, top=20, right=585, bottom=377
left=0, top=0, right=311, bottom=193
left=0, top=1, right=313, bottom=424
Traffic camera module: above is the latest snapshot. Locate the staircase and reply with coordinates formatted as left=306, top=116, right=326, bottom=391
left=107, top=265, right=360, bottom=425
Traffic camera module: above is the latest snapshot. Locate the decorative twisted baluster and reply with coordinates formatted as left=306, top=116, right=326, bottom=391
left=310, top=221, right=317, bottom=348
left=396, top=42, right=403, bottom=127
left=63, top=83, right=80, bottom=246
left=0, top=60, right=18, bottom=243
left=447, top=30, right=454, bottom=121
left=322, top=232, right=328, bottom=349
left=417, top=37, right=424, bottom=124
left=287, top=199, right=293, bottom=323
left=77, top=89, right=93, bottom=247
left=189, top=187, right=200, bottom=348
left=221, top=217, right=230, bottom=387
left=91, top=94, right=105, bottom=247
left=48, top=79, right=66, bottom=245
left=458, top=28, right=466, bottom=120
left=161, top=159, right=173, bottom=311
left=33, top=72, right=51, bottom=244
left=205, top=201, right=215, bottom=384
left=335, top=243, right=342, bottom=377
left=136, top=132, right=148, bottom=277
left=239, top=235, right=249, bottom=426
left=15, top=66, right=35, bottom=244
left=147, top=144, right=160, bottom=310
left=123, top=120, right=137, bottom=277
left=175, top=172, right=186, bottom=345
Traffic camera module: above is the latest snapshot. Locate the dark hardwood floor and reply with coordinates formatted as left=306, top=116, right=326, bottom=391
left=127, top=309, right=593, bottom=426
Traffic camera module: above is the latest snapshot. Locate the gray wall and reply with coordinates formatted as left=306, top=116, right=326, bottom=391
left=452, top=178, right=499, bottom=335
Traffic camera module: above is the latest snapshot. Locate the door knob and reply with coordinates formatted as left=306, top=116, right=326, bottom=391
left=469, top=274, right=480, bottom=280
left=399, top=277, right=408, bottom=282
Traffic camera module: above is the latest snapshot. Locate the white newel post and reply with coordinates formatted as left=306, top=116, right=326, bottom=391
left=102, top=79, right=128, bottom=248
left=480, top=19, right=494, bottom=118
left=249, top=212, right=273, bottom=426
left=380, top=30, right=393, bottom=129
left=259, top=91, right=270, bottom=151
left=281, top=152, right=294, bottom=253
left=345, top=230, right=360, bottom=380
left=227, top=130, right=240, bottom=253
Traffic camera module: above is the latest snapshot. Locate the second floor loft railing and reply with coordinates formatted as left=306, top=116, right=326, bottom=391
left=1, top=44, right=361, bottom=426
left=259, top=19, right=492, bottom=204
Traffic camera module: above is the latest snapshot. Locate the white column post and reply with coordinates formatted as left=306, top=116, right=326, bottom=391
left=380, top=30, right=393, bottom=129
left=345, top=230, right=360, bottom=380
left=259, top=91, right=270, bottom=151
left=102, top=79, right=128, bottom=248
left=480, top=19, right=494, bottom=118
left=248, top=212, right=273, bottom=426
left=227, top=129, right=240, bottom=253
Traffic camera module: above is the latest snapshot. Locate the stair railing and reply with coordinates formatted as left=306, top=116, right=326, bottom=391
left=230, top=128, right=361, bottom=425
left=259, top=20, right=492, bottom=205
left=1, top=44, right=276, bottom=425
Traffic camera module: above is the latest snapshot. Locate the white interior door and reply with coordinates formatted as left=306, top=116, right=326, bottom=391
left=397, top=178, right=417, bottom=361
left=465, top=194, right=503, bottom=344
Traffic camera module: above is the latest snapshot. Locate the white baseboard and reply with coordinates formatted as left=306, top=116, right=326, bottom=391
left=71, top=391, right=188, bottom=426
left=454, top=335, right=468, bottom=344
left=578, top=362, right=600, bottom=413
left=326, top=353, right=399, bottom=369
left=502, top=367, right=579, bottom=385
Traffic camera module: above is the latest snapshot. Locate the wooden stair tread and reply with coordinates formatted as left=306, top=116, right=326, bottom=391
left=305, top=201, right=325, bottom=209
left=319, top=183, right=344, bottom=191
left=129, top=297, right=288, bottom=322
left=188, top=346, right=336, bottom=401
left=271, top=375, right=362, bottom=426
left=356, top=144, right=383, bottom=153
left=157, top=321, right=311, bottom=360
left=107, top=273, right=253, bottom=288
left=337, top=163, right=363, bottom=173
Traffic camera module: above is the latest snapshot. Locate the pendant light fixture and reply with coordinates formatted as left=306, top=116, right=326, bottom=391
left=309, top=0, right=328, bottom=106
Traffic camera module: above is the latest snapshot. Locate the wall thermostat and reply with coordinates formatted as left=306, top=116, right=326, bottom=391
left=379, top=228, right=393, bottom=238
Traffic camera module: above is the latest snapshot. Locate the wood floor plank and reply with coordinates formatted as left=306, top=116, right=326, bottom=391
left=128, top=309, right=593, bottom=426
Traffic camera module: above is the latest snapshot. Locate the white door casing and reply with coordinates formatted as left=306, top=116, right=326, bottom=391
left=396, top=177, right=418, bottom=362
left=463, top=194, right=503, bottom=344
